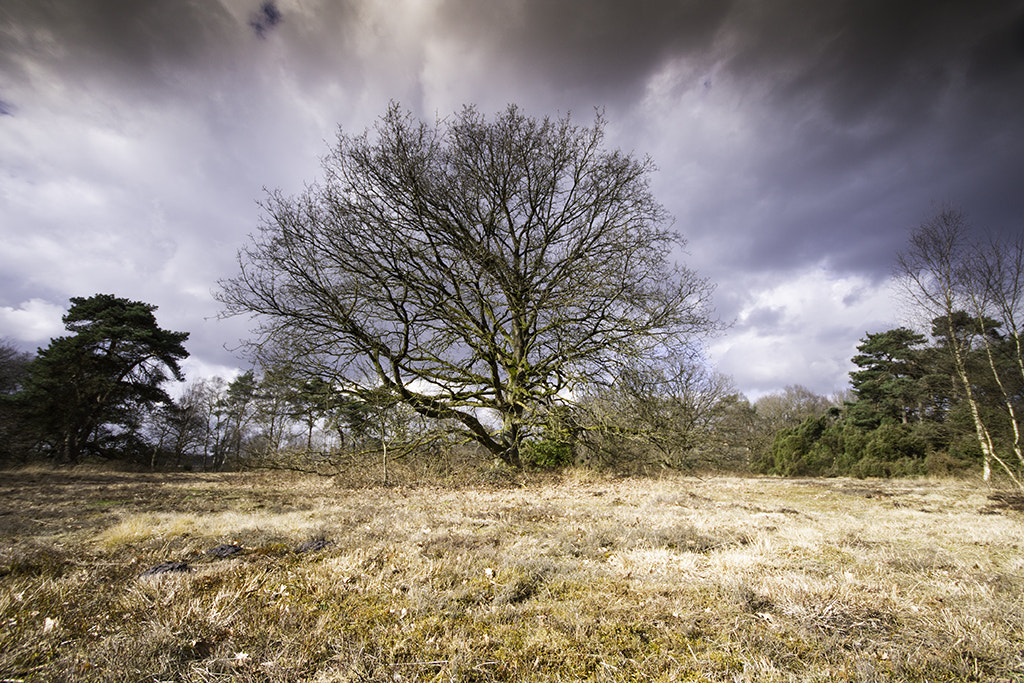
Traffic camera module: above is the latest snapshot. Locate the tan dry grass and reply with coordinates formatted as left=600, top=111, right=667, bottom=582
left=0, top=468, right=1022, bottom=681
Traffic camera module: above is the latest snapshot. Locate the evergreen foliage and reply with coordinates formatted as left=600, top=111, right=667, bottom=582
left=10, top=295, right=189, bottom=464
left=752, top=318, right=1019, bottom=479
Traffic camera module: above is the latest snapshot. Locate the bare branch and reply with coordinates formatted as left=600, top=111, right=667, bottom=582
left=219, top=104, right=720, bottom=466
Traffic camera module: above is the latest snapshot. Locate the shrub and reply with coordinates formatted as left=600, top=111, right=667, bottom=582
left=523, top=437, right=574, bottom=470
left=754, top=415, right=835, bottom=476
left=755, top=416, right=942, bottom=479
left=924, top=449, right=975, bottom=476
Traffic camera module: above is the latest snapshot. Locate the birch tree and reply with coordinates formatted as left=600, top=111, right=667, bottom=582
left=896, top=207, right=1022, bottom=486
left=966, top=234, right=1024, bottom=481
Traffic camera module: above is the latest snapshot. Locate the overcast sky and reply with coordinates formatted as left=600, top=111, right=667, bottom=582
left=2, top=0, right=1023, bottom=400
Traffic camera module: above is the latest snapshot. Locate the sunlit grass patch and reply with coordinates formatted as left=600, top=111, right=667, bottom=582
left=92, top=507, right=340, bottom=553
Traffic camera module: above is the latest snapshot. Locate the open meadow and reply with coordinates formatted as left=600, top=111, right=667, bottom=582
left=1, top=467, right=1022, bottom=682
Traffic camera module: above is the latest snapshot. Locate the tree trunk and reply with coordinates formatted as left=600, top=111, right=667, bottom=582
left=500, top=411, right=524, bottom=468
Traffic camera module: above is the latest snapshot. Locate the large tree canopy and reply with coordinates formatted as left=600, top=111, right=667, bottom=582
left=219, top=104, right=718, bottom=466
left=17, top=294, right=189, bottom=464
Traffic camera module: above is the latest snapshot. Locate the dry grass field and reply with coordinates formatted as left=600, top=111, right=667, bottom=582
left=1, top=466, right=1022, bottom=682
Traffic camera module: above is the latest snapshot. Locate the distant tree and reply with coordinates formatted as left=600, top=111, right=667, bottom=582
left=747, top=386, right=839, bottom=474
left=755, top=412, right=840, bottom=477
left=355, top=385, right=417, bottom=483
left=0, top=340, right=34, bottom=461
left=287, top=376, right=343, bottom=451
left=15, top=295, right=188, bottom=464
left=965, top=234, right=1024, bottom=478
left=327, top=394, right=376, bottom=452
left=167, top=382, right=209, bottom=469
left=576, top=356, right=734, bottom=470
left=700, top=393, right=760, bottom=470
left=143, top=393, right=207, bottom=470
left=189, top=377, right=227, bottom=471
left=754, top=385, right=833, bottom=430
left=0, top=339, right=32, bottom=395
left=173, top=375, right=254, bottom=472
left=749, top=385, right=834, bottom=455
left=219, top=104, right=719, bottom=467
left=214, top=371, right=259, bottom=470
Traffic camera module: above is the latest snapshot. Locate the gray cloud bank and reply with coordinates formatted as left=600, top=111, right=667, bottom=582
left=1, top=0, right=1023, bottom=397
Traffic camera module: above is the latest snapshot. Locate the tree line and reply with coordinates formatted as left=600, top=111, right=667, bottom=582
left=2, top=269, right=1020, bottom=484
left=0, top=303, right=834, bottom=475
left=4, top=266, right=1019, bottom=485
left=1, top=105, right=1020, bottom=486
left=0, top=301, right=432, bottom=473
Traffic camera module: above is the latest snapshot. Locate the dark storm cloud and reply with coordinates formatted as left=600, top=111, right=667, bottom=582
left=709, top=0, right=1024, bottom=277
left=249, top=1, right=283, bottom=39
left=434, top=0, right=1022, bottom=116
left=718, top=0, right=1024, bottom=121
left=434, top=0, right=733, bottom=102
left=0, top=0, right=241, bottom=98
left=420, top=0, right=1024, bottom=283
left=2, top=0, right=1023, bottom=398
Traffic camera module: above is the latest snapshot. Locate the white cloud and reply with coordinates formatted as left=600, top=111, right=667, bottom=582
left=171, top=356, right=246, bottom=397
left=0, top=299, right=66, bottom=345
left=709, top=265, right=899, bottom=399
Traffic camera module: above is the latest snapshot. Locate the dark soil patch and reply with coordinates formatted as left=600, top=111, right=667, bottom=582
left=205, top=543, right=244, bottom=558
left=139, top=561, right=191, bottom=578
left=835, top=485, right=893, bottom=499
left=986, top=492, right=1024, bottom=513
left=295, top=538, right=333, bottom=554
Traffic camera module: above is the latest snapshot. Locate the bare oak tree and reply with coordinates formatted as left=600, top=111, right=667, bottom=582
left=219, top=104, right=718, bottom=467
